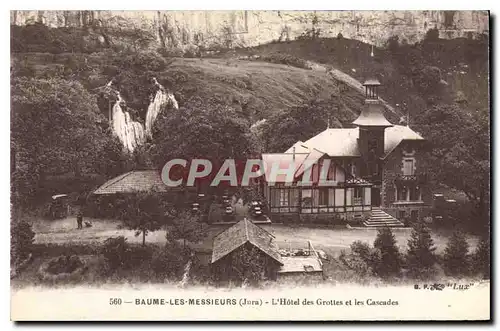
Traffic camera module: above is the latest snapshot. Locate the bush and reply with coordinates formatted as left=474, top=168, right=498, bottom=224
left=443, top=230, right=470, bottom=277
left=472, top=237, right=490, bottom=279
left=338, top=249, right=374, bottom=277
left=151, top=242, right=188, bottom=280
left=406, top=223, right=437, bottom=279
left=260, top=53, right=311, bottom=70
left=11, top=220, right=35, bottom=265
left=38, top=255, right=87, bottom=282
left=102, top=236, right=132, bottom=271
left=46, top=255, right=84, bottom=275
left=424, top=28, right=440, bottom=42
left=373, top=227, right=402, bottom=277
left=386, top=35, right=400, bottom=53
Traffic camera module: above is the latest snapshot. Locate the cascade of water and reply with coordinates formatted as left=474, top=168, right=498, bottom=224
left=109, top=86, right=146, bottom=153
left=144, top=77, right=179, bottom=139
left=105, top=78, right=176, bottom=152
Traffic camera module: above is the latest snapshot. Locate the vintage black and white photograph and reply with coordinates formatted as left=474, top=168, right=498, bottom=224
left=9, top=10, right=490, bottom=321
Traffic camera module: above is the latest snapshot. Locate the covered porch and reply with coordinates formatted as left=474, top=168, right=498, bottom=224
left=264, top=179, right=372, bottom=215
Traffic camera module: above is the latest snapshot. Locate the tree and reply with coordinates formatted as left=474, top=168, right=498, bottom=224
left=415, top=103, right=490, bottom=231
left=228, top=245, right=265, bottom=285
left=472, top=237, right=490, bottom=279
left=166, top=211, right=207, bottom=249
left=119, top=191, right=166, bottom=246
left=11, top=77, right=124, bottom=209
left=373, top=227, right=402, bottom=277
left=11, top=220, right=35, bottom=265
left=151, top=242, right=187, bottom=280
left=443, top=230, right=470, bottom=277
left=406, top=223, right=437, bottom=279
left=260, top=97, right=355, bottom=153
left=102, top=236, right=131, bottom=271
left=150, top=102, right=258, bottom=169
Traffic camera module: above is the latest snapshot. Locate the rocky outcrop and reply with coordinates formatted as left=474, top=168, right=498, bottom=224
left=10, top=10, right=489, bottom=49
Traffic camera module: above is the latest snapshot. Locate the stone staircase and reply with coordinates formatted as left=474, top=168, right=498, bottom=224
left=363, top=207, right=405, bottom=228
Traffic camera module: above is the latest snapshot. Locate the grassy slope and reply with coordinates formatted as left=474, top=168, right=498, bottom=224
left=162, top=57, right=367, bottom=120
left=12, top=52, right=369, bottom=124
left=223, top=37, right=489, bottom=113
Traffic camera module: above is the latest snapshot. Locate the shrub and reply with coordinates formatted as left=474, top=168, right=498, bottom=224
left=443, top=230, right=470, bottom=277
left=11, top=220, right=35, bottom=265
left=386, top=35, right=400, bottom=53
left=37, top=255, right=87, bottom=282
left=46, top=255, right=84, bottom=275
left=102, top=236, right=132, bottom=271
left=373, top=227, right=402, bottom=277
left=472, top=237, right=490, bottom=279
left=424, top=28, right=440, bottom=42
left=406, top=223, right=437, bottom=279
left=151, top=242, right=187, bottom=280
left=260, top=53, right=311, bottom=70
left=339, top=248, right=374, bottom=277
left=350, top=241, right=373, bottom=262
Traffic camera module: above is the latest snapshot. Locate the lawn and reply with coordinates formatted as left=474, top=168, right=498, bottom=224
left=32, top=217, right=479, bottom=257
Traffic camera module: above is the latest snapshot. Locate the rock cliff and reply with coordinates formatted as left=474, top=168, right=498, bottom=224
left=10, top=10, right=489, bottom=49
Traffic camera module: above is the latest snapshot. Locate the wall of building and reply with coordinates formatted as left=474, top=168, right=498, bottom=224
left=10, top=10, right=489, bottom=49
left=382, top=140, right=433, bottom=220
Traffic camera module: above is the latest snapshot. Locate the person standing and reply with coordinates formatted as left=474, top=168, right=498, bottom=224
left=77, top=211, right=83, bottom=230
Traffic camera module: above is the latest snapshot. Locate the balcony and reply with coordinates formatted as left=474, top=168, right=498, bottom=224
left=395, top=173, right=428, bottom=184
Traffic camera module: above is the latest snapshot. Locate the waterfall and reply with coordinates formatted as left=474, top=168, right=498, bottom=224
left=104, top=78, right=177, bottom=152
left=144, top=77, right=179, bottom=139
left=110, top=88, right=145, bottom=153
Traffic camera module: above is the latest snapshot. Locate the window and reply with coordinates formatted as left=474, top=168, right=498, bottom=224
left=411, top=210, right=419, bottom=221
left=319, top=188, right=329, bottom=206
left=398, top=210, right=406, bottom=220
left=403, top=159, right=415, bottom=176
left=353, top=187, right=363, bottom=205
left=279, top=189, right=289, bottom=206
left=409, top=186, right=421, bottom=201
left=351, top=163, right=357, bottom=177
left=398, top=186, right=408, bottom=201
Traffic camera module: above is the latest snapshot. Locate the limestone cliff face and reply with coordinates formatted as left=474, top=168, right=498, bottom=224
left=10, top=10, right=489, bottom=48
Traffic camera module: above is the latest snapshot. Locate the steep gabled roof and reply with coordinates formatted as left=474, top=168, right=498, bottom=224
left=261, top=152, right=310, bottom=182
left=93, top=170, right=167, bottom=194
left=211, top=219, right=283, bottom=265
left=304, top=128, right=361, bottom=157
left=382, top=125, right=425, bottom=159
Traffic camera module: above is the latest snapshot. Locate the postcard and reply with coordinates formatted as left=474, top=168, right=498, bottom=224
left=10, top=10, right=490, bottom=321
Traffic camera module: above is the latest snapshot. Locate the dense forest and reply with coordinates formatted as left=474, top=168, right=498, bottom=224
left=10, top=23, right=490, bottom=233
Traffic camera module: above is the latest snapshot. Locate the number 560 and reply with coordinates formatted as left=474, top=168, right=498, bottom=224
left=109, top=298, right=122, bottom=305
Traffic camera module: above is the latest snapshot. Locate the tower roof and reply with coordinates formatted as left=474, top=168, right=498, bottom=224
left=363, top=78, right=381, bottom=86
left=352, top=100, right=393, bottom=127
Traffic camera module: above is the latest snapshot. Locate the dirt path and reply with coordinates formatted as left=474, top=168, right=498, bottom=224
left=305, top=60, right=398, bottom=116
left=33, top=217, right=478, bottom=256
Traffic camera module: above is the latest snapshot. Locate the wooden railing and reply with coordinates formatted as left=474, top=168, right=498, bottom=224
left=395, top=173, right=428, bottom=183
